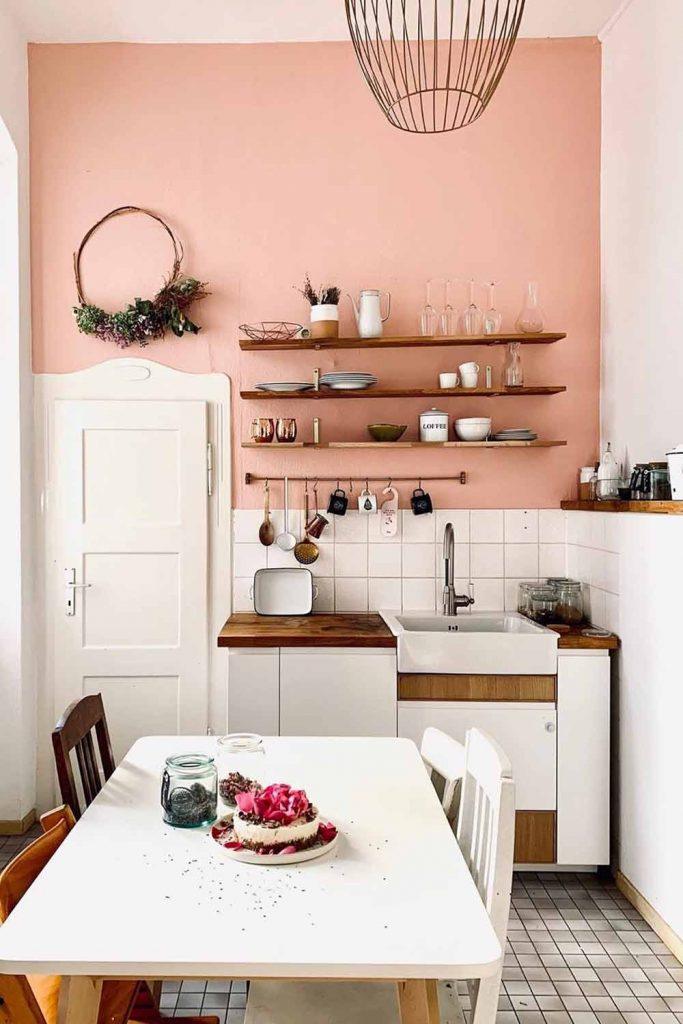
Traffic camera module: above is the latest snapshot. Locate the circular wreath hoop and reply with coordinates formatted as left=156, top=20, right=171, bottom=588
left=73, top=205, right=208, bottom=348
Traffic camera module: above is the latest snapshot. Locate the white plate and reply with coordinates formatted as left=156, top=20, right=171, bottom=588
left=325, top=383, right=377, bottom=391
left=255, top=382, right=315, bottom=392
left=212, top=821, right=340, bottom=866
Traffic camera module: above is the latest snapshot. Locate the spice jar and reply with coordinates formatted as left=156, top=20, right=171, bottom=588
left=217, top=733, right=265, bottom=810
left=553, top=580, right=584, bottom=626
left=161, top=753, right=217, bottom=828
left=529, top=585, right=558, bottom=626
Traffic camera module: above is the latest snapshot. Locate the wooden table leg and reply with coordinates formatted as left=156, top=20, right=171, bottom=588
left=397, top=980, right=440, bottom=1024
left=58, top=976, right=103, bottom=1024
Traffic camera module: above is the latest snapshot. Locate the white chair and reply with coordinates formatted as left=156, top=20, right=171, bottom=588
left=245, top=729, right=514, bottom=1024
left=420, top=726, right=466, bottom=825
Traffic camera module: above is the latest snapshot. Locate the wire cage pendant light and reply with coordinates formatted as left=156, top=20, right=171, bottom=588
left=345, top=0, right=526, bottom=134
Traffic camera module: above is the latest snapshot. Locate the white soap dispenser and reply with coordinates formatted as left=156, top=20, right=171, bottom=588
left=596, top=442, right=619, bottom=501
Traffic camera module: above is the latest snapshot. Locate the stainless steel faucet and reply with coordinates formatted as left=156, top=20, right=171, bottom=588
left=442, top=522, right=474, bottom=616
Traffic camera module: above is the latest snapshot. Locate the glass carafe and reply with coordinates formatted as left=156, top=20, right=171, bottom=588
left=516, top=281, right=545, bottom=333
left=503, top=341, right=524, bottom=387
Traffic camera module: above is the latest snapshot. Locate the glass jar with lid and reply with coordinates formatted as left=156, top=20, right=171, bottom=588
left=161, top=753, right=217, bottom=828
left=553, top=580, right=584, bottom=626
left=517, top=582, right=535, bottom=617
left=217, top=733, right=265, bottom=810
left=529, top=585, right=558, bottom=626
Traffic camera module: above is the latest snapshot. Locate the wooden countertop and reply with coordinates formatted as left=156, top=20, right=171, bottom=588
left=218, top=614, right=618, bottom=651
left=562, top=499, right=683, bottom=515
left=217, top=613, right=396, bottom=648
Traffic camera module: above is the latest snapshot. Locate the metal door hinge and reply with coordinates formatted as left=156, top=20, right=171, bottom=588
left=207, top=442, right=214, bottom=497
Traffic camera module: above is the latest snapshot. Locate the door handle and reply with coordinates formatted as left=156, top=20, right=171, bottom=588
left=65, top=568, right=91, bottom=616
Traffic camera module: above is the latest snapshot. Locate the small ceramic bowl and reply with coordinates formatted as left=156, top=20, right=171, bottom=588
left=454, top=417, right=492, bottom=442
left=367, top=423, right=407, bottom=442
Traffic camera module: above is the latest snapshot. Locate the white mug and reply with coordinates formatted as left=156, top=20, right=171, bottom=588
left=460, top=371, right=479, bottom=388
left=439, top=372, right=458, bottom=389
left=358, top=488, right=378, bottom=513
left=459, top=361, right=480, bottom=375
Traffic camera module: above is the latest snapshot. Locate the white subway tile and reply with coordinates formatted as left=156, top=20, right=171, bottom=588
left=402, top=510, right=436, bottom=543
left=588, top=512, right=607, bottom=550
left=603, top=514, right=621, bottom=553
left=368, top=509, right=401, bottom=543
left=566, top=543, right=580, bottom=578
left=504, top=509, right=539, bottom=543
left=309, top=544, right=335, bottom=578
left=334, top=543, right=368, bottom=577
left=504, top=543, right=539, bottom=578
left=369, top=578, right=402, bottom=611
left=232, top=578, right=253, bottom=612
left=471, top=509, right=504, bottom=543
left=403, top=543, right=436, bottom=578
left=267, top=544, right=299, bottom=569
left=402, top=578, right=436, bottom=612
left=433, top=539, right=469, bottom=578
left=335, top=578, right=368, bottom=612
left=471, top=578, right=505, bottom=611
left=539, top=543, right=566, bottom=578
left=312, top=577, right=334, bottom=612
left=587, top=586, right=607, bottom=629
left=233, top=509, right=266, bottom=544
left=471, top=543, right=504, bottom=578
left=435, top=509, right=470, bottom=543
left=589, top=548, right=606, bottom=589
left=333, top=510, right=368, bottom=542
left=369, top=544, right=402, bottom=578
left=233, top=543, right=267, bottom=577
left=504, top=578, right=538, bottom=612
left=604, top=551, right=620, bottom=595
left=539, top=509, right=567, bottom=544
left=604, top=591, right=620, bottom=635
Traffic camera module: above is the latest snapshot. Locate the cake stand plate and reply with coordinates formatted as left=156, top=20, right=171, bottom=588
left=211, top=817, right=340, bottom=866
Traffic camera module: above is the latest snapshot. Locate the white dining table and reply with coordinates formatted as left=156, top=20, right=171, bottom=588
left=0, top=736, right=502, bottom=1024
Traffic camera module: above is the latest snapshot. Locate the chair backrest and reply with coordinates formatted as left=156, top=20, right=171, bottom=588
left=456, top=728, right=516, bottom=945
left=0, top=807, right=74, bottom=923
left=52, top=694, right=116, bottom=818
left=420, top=726, right=466, bottom=824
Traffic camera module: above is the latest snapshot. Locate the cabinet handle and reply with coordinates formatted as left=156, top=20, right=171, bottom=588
left=545, top=721, right=555, bottom=733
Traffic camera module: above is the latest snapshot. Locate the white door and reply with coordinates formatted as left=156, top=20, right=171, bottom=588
left=51, top=399, right=209, bottom=758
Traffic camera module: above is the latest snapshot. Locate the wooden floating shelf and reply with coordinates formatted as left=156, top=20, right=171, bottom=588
left=243, top=440, right=567, bottom=450
left=239, top=332, right=565, bottom=352
left=241, top=385, right=567, bottom=400
left=562, top=499, right=683, bottom=516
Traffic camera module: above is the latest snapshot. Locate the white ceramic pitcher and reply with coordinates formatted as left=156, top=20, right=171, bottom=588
left=348, top=289, right=391, bottom=338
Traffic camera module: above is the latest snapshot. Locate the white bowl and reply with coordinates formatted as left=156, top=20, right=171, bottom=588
left=454, top=417, right=492, bottom=441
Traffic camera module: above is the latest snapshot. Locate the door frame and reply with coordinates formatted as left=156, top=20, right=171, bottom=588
left=34, top=358, right=231, bottom=809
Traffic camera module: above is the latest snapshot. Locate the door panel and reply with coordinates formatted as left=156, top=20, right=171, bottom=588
left=53, top=399, right=209, bottom=748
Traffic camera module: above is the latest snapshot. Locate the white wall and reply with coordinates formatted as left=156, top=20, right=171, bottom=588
left=0, top=5, right=35, bottom=824
left=601, top=0, right=683, bottom=469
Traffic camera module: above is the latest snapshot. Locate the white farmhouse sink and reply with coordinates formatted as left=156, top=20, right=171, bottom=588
left=380, top=611, right=558, bottom=675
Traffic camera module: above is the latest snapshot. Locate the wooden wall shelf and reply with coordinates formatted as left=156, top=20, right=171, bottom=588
left=562, top=500, right=683, bottom=515
left=239, top=332, right=565, bottom=352
left=241, top=385, right=567, bottom=401
left=243, top=439, right=567, bottom=450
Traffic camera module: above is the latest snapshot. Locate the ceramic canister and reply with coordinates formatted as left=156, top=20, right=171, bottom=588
left=419, top=407, right=449, bottom=442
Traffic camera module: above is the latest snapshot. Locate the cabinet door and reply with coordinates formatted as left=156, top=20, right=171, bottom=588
left=227, top=649, right=279, bottom=735
left=280, top=648, right=397, bottom=737
left=557, top=653, right=610, bottom=865
left=398, top=701, right=556, bottom=809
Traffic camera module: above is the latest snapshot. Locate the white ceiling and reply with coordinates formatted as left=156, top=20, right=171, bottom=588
left=9, top=0, right=624, bottom=44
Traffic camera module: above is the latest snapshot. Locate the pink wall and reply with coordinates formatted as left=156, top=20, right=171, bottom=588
left=29, top=39, right=601, bottom=509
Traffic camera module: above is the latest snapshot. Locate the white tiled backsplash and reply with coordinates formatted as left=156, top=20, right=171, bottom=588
left=232, top=508, right=567, bottom=613
left=565, top=510, right=621, bottom=634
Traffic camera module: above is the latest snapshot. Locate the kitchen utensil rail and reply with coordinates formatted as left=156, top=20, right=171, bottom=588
left=244, top=472, right=468, bottom=485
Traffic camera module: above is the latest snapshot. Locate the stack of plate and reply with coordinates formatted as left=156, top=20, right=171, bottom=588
left=490, top=427, right=538, bottom=441
left=255, top=382, right=315, bottom=393
left=320, top=372, right=378, bottom=391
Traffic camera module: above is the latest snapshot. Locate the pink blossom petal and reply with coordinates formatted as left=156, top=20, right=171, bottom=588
left=278, top=845, right=298, bottom=855
left=223, top=841, right=243, bottom=850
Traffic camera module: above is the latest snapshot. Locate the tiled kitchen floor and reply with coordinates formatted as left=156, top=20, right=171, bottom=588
left=2, top=832, right=681, bottom=1024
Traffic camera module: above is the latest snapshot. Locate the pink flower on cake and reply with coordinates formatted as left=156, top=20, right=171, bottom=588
left=318, top=821, right=338, bottom=842
left=235, top=783, right=310, bottom=825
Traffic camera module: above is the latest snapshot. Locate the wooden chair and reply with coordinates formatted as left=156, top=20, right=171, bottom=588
left=455, top=728, right=516, bottom=1024
left=0, top=810, right=218, bottom=1024
left=51, top=694, right=116, bottom=819
left=420, top=726, right=465, bottom=825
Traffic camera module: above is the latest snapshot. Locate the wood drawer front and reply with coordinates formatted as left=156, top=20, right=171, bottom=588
left=398, top=674, right=556, bottom=702
left=515, top=811, right=556, bottom=864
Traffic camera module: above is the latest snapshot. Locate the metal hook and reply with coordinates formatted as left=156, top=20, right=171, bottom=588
left=349, top=478, right=354, bottom=494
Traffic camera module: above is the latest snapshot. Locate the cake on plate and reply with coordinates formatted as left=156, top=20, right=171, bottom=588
left=233, top=783, right=320, bottom=852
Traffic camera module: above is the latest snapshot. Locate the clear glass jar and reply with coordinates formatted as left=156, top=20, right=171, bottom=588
left=529, top=585, right=557, bottom=626
left=161, top=753, right=217, bottom=828
left=553, top=580, right=584, bottom=626
left=217, top=733, right=265, bottom=809
left=517, top=581, right=535, bottom=617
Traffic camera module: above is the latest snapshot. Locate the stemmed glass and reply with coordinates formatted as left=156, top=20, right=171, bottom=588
left=460, top=279, right=484, bottom=336
left=419, top=279, right=439, bottom=337
left=440, top=279, right=457, bottom=335
left=483, top=282, right=503, bottom=335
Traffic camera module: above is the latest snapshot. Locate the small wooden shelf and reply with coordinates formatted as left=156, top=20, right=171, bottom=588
left=243, top=439, right=567, bottom=450
left=240, top=385, right=567, bottom=401
left=239, top=332, right=565, bottom=352
left=561, top=499, right=683, bottom=515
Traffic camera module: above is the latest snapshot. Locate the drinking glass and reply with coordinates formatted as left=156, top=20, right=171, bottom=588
left=440, top=279, right=457, bottom=335
left=483, top=282, right=503, bottom=335
left=460, top=279, right=484, bottom=336
left=419, top=279, right=439, bottom=337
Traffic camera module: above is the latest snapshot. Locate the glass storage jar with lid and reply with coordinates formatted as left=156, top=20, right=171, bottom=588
left=161, top=753, right=217, bottom=828
left=517, top=582, right=535, bottom=617
left=552, top=580, right=584, bottom=626
left=217, top=733, right=265, bottom=809
left=529, top=585, right=558, bottom=626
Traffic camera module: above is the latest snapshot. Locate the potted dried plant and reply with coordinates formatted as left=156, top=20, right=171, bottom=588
left=296, top=274, right=341, bottom=339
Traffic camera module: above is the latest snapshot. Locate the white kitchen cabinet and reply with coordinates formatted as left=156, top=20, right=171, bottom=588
left=280, top=648, right=397, bottom=737
left=398, top=701, right=557, bottom=810
left=556, top=651, right=610, bottom=866
left=227, top=648, right=279, bottom=735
